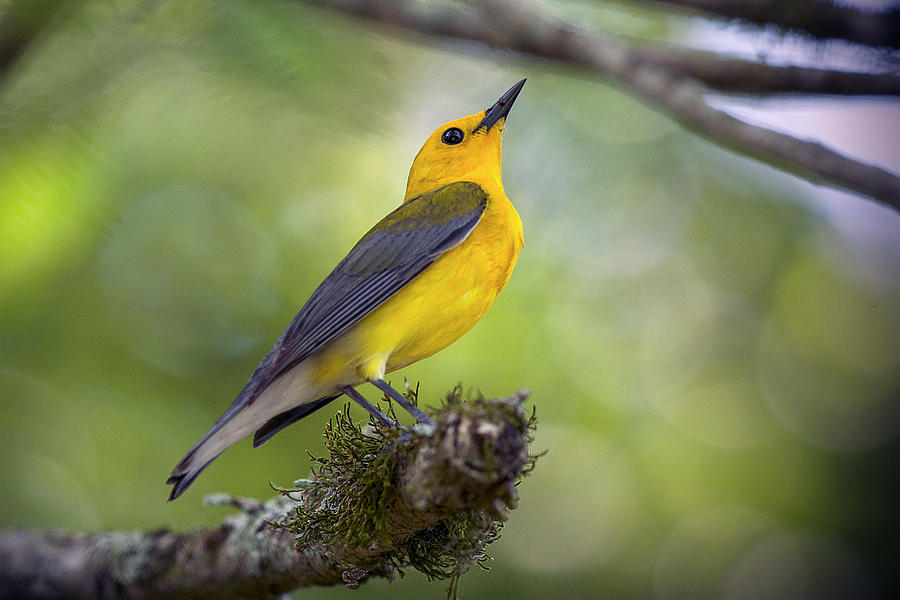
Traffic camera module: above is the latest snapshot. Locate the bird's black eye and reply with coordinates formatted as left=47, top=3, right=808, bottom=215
left=441, top=127, right=464, bottom=145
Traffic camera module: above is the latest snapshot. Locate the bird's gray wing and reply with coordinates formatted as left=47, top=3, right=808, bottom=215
left=247, top=180, right=487, bottom=405
left=166, top=181, right=487, bottom=500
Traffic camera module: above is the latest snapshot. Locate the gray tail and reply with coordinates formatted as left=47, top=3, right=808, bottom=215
left=166, top=394, right=251, bottom=502
left=166, top=333, right=295, bottom=501
left=166, top=394, right=341, bottom=501
left=166, top=456, right=219, bottom=501
left=252, top=394, right=338, bottom=448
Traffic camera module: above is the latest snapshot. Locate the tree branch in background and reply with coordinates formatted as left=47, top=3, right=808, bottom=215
left=642, top=0, right=900, bottom=50
left=300, top=0, right=900, bottom=210
left=627, top=45, right=900, bottom=96
left=0, top=391, right=539, bottom=599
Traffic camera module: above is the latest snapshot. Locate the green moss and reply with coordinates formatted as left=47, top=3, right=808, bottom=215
left=291, top=406, right=403, bottom=555
left=275, top=386, right=540, bottom=598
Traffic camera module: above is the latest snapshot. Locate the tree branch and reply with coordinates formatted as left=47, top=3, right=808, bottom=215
left=0, top=496, right=338, bottom=599
left=642, top=0, right=900, bottom=50
left=627, top=45, right=900, bottom=97
left=300, top=0, right=898, bottom=97
left=0, top=391, right=538, bottom=599
left=298, top=0, right=900, bottom=210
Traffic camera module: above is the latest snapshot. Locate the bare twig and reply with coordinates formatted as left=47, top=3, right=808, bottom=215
left=627, top=45, right=900, bottom=97
left=298, top=0, right=898, bottom=97
left=299, top=0, right=900, bottom=210
left=641, top=0, right=900, bottom=50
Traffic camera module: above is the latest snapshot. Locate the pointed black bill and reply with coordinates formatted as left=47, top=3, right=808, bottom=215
left=473, top=79, right=526, bottom=133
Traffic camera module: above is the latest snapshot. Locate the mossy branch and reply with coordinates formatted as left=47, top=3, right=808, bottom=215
left=0, top=389, right=539, bottom=599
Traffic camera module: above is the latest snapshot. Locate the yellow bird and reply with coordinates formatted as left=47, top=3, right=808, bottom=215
left=167, top=79, right=526, bottom=500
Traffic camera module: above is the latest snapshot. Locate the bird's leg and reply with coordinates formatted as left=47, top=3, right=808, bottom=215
left=370, top=378, right=435, bottom=426
left=339, top=385, right=396, bottom=427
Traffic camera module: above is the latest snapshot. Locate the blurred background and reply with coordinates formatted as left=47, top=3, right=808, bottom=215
left=1, top=1, right=898, bottom=598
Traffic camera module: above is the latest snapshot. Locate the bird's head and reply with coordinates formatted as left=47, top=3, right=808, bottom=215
left=405, top=79, right=526, bottom=201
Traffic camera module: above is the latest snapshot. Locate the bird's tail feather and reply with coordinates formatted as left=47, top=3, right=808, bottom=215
left=167, top=354, right=343, bottom=501
left=166, top=413, right=257, bottom=501
left=166, top=455, right=220, bottom=501
left=252, top=394, right=339, bottom=448
left=166, top=393, right=337, bottom=501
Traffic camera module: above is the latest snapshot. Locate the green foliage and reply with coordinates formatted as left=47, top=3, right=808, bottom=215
left=1, top=1, right=898, bottom=598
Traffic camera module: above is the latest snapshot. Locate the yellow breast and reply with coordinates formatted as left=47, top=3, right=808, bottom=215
left=316, top=187, right=523, bottom=383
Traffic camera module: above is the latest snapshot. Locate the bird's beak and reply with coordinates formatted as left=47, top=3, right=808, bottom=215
left=474, top=79, right=526, bottom=133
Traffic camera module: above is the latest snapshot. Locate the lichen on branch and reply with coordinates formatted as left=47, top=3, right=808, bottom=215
left=0, top=388, right=540, bottom=599
left=277, top=386, right=540, bottom=595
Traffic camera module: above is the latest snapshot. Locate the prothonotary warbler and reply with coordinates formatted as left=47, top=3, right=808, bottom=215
left=167, top=79, right=526, bottom=500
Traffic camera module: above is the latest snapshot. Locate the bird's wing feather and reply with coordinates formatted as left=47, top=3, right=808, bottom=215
left=167, top=181, right=488, bottom=499
left=169, top=182, right=487, bottom=487
left=266, top=181, right=487, bottom=381
left=228, top=181, right=486, bottom=406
